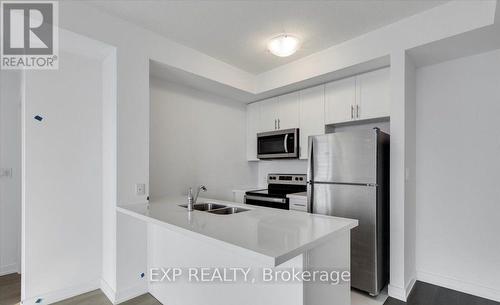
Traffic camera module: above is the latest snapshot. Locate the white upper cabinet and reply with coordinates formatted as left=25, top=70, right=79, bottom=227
left=246, top=67, right=390, bottom=161
left=356, top=68, right=390, bottom=120
left=325, top=76, right=356, bottom=124
left=299, top=85, right=325, bottom=159
left=258, top=97, right=279, bottom=132
left=325, top=67, right=390, bottom=124
left=246, top=102, right=260, bottom=161
left=277, top=92, right=300, bottom=130
left=258, top=94, right=299, bottom=132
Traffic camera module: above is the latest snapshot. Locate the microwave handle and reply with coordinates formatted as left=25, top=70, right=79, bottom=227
left=284, top=134, right=288, bottom=153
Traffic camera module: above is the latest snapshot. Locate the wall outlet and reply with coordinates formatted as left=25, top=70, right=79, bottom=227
left=136, top=183, right=146, bottom=196
left=0, top=168, right=12, bottom=178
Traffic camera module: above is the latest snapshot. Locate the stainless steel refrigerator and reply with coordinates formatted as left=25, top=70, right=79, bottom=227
left=307, top=128, right=389, bottom=296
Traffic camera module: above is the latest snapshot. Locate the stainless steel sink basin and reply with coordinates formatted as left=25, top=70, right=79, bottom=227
left=207, top=207, right=249, bottom=215
left=179, top=203, right=227, bottom=211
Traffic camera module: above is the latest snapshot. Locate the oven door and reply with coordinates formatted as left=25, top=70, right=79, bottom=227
left=245, top=195, right=289, bottom=210
left=257, top=128, right=299, bottom=159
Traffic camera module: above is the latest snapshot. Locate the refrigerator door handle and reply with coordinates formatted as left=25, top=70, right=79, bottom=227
left=307, top=136, right=314, bottom=184
left=307, top=137, right=314, bottom=213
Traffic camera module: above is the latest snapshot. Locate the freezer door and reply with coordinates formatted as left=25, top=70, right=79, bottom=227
left=310, top=183, right=379, bottom=294
left=309, top=131, right=377, bottom=184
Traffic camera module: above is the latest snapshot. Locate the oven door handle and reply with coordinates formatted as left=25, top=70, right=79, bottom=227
left=284, top=134, right=288, bottom=153
left=245, top=195, right=287, bottom=204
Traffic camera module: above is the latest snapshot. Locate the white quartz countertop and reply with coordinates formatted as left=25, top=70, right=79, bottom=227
left=117, top=196, right=358, bottom=266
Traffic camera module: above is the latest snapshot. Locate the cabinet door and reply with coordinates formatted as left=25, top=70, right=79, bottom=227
left=356, top=68, right=390, bottom=120
left=299, top=85, right=325, bottom=159
left=277, top=91, right=300, bottom=130
left=259, top=97, right=279, bottom=132
left=325, top=76, right=356, bottom=124
left=246, top=102, right=260, bottom=161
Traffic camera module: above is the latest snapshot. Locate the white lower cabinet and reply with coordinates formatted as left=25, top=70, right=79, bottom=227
left=299, top=85, right=325, bottom=159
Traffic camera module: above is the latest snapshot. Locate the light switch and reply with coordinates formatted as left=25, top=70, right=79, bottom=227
left=136, top=183, right=146, bottom=196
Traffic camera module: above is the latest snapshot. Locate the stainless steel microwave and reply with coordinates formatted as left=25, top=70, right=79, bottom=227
left=257, top=128, right=299, bottom=159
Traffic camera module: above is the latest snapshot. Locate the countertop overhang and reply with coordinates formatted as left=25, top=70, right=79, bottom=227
left=117, top=196, right=358, bottom=267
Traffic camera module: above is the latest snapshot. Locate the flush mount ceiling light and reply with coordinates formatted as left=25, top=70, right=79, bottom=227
left=267, top=34, right=300, bottom=57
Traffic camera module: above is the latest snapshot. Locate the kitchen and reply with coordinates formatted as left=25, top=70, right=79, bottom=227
left=1, top=1, right=500, bottom=305
left=147, top=63, right=391, bottom=304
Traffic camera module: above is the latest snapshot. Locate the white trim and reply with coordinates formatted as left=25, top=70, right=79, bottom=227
left=21, top=279, right=100, bottom=305
left=388, top=284, right=406, bottom=301
left=417, top=270, right=500, bottom=302
left=405, top=276, right=417, bottom=299
left=0, top=263, right=19, bottom=276
left=388, top=277, right=416, bottom=302
left=100, top=279, right=116, bottom=304
left=114, top=283, right=148, bottom=304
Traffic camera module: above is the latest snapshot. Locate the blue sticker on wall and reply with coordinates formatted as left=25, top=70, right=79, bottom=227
left=34, top=115, right=43, bottom=122
left=141, top=272, right=145, bottom=278
left=35, top=298, right=43, bottom=303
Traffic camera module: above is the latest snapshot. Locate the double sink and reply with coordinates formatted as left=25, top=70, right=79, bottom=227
left=179, top=203, right=249, bottom=215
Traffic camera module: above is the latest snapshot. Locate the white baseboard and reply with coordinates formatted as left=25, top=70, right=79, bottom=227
left=388, top=277, right=416, bottom=302
left=405, top=276, right=417, bottom=299
left=114, top=283, right=148, bottom=304
left=0, top=263, right=19, bottom=276
left=417, top=270, right=500, bottom=302
left=21, top=279, right=100, bottom=305
left=100, top=279, right=117, bottom=304
left=388, top=284, right=406, bottom=301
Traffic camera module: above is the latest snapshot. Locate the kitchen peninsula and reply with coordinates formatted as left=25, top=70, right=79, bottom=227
left=118, top=196, right=358, bottom=305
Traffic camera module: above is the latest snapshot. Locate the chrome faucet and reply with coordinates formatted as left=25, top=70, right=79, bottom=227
left=187, top=185, right=207, bottom=211
left=187, top=188, right=194, bottom=211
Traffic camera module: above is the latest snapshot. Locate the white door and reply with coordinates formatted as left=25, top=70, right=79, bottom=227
left=356, top=68, right=390, bottom=120
left=299, top=85, right=325, bottom=159
left=246, top=102, right=260, bottom=161
left=277, top=91, right=300, bottom=130
left=325, top=76, right=356, bottom=124
left=258, top=97, right=279, bottom=132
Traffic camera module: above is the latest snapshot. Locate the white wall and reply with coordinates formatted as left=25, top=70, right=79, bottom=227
left=415, top=49, right=500, bottom=302
left=404, top=55, right=417, bottom=293
left=101, top=49, right=118, bottom=299
left=37, top=1, right=499, bottom=302
left=22, top=51, right=103, bottom=303
left=149, top=78, right=257, bottom=201
left=0, top=71, right=22, bottom=276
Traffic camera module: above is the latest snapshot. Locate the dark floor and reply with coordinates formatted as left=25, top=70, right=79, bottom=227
left=0, top=273, right=21, bottom=305
left=1, top=273, right=498, bottom=305
left=384, top=281, right=500, bottom=305
left=0, top=273, right=160, bottom=305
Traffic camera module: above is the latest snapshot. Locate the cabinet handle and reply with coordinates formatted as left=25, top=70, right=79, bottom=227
left=356, top=105, right=360, bottom=118
left=278, top=119, right=280, bottom=129
left=351, top=105, right=354, bottom=119
left=275, top=119, right=277, bottom=130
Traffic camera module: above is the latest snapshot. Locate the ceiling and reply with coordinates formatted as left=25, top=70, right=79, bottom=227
left=88, top=1, right=445, bottom=74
